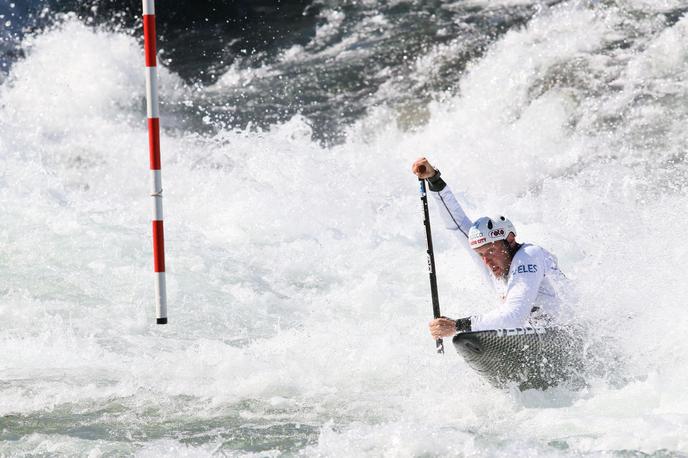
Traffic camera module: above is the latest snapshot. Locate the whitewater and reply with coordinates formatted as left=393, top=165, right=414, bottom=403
left=1, top=0, right=688, bottom=456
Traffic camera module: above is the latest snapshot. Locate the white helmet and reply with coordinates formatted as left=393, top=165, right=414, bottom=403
left=468, top=216, right=517, bottom=249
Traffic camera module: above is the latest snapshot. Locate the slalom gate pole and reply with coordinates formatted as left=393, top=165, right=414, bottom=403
left=142, top=0, right=167, bottom=324
left=418, top=174, right=443, bottom=354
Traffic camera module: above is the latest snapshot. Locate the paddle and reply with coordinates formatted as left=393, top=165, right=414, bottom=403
left=417, top=167, right=444, bottom=354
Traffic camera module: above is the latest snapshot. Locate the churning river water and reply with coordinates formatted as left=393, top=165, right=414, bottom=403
left=1, top=0, right=688, bottom=456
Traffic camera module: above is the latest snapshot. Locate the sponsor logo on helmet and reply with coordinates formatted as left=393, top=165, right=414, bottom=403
left=489, top=229, right=505, bottom=238
left=470, top=237, right=486, bottom=246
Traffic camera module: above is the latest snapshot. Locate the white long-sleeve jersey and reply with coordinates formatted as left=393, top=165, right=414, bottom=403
left=431, top=183, right=569, bottom=332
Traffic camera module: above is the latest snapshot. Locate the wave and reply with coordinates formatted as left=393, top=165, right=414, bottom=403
left=1, top=1, right=688, bottom=455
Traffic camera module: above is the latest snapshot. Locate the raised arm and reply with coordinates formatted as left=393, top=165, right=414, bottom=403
left=411, top=158, right=473, bottom=243
left=411, top=157, right=492, bottom=285
left=429, top=179, right=473, bottom=243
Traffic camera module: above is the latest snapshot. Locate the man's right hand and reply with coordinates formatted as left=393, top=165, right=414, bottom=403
left=411, top=157, right=437, bottom=180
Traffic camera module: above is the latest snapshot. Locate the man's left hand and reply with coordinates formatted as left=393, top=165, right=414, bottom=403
left=429, top=318, right=457, bottom=339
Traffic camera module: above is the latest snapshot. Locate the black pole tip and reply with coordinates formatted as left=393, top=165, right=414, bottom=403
left=156, top=318, right=168, bottom=325
left=436, top=339, right=444, bottom=354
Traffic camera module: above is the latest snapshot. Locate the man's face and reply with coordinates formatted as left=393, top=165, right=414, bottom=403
left=474, top=240, right=512, bottom=279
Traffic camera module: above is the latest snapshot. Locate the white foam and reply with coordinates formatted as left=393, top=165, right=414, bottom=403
left=1, top=4, right=688, bottom=456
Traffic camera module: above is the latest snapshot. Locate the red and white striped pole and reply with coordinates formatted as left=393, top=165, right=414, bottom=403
left=142, top=0, right=167, bottom=324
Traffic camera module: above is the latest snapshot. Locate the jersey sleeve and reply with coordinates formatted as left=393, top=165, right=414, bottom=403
left=470, top=247, right=545, bottom=331
left=429, top=185, right=473, bottom=243
left=430, top=183, right=494, bottom=287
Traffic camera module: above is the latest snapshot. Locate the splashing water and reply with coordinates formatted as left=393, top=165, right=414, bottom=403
left=1, top=1, right=688, bottom=456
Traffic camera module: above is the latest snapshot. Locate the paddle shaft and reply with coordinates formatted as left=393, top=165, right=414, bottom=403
left=418, top=178, right=444, bottom=354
